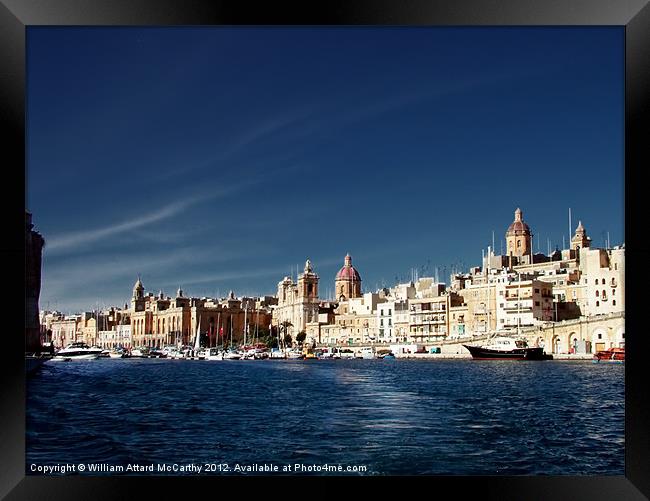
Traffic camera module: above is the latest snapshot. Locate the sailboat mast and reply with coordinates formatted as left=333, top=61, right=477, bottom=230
left=243, top=301, right=248, bottom=347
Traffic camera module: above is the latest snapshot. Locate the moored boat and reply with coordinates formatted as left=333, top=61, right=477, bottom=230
left=53, top=342, right=103, bottom=360
left=463, top=337, right=552, bottom=360
left=593, top=347, right=625, bottom=363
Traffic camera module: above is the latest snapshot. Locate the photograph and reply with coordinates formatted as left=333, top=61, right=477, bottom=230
left=22, top=25, right=629, bottom=479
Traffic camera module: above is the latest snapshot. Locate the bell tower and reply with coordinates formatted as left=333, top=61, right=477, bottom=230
left=505, top=208, right=532, bottom=258
left=298, top=259, right=319, bottom=300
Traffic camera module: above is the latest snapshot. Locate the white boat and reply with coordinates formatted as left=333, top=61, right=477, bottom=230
left=54, top=342, right=102, bottom=360
left=269, top=348, right=286, bottom=359
left=359, top=347, right=376, bottom=359
left=287, top=349, right=304, bottom=359
left=339, top=348, right=356, bottom=359
left=204, top=348, right=224, bottom=361
left=223, top=350, right=241, bottom=360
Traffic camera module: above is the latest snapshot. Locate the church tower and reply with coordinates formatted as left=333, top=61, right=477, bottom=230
left=131, top=276, right=145, bottom=312
left=505, top=208, right=532, bottom=259
left=571, top=221, right=591, bottom=251
left=298, top=259, right=319, bottom=300
left=335, top=254, right=362, bottom=301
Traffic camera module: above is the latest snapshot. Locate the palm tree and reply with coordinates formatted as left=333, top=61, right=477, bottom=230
left=280, top=320, right=293, bottom=349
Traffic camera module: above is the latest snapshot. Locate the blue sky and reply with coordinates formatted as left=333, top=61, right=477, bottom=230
left=27, top=27, right=624, bottom=313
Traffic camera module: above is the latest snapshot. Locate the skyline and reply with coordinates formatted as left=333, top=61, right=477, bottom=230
left=27, top=27, right=624, bottom=313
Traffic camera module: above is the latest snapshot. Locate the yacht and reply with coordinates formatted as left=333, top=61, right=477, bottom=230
left=463, top=336, right=552, bottom=360
left=53, top=342, right=103, bottom=360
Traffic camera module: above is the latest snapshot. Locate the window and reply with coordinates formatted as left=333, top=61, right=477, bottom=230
left=596, top=301, right=600, bottom=307
left=389, top=309, right=392, bottom=315
left=535, top=301, right=540, bottom=306
left=595, top=279, right=598, bottom=285
left=499, top=291, right=504, bottom=296
left=601, top=278, right=606, bottom=285
left=534, top=289, right=540, bottom=293
left=598, top=333, right=602, bottom=339
left=500, top=303, right=504, bottom=308
left=613, top=300, right=616, bottom=306
left=595, top=290, right=599, bottom=297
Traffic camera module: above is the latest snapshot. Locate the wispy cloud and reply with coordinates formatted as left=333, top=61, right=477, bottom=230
left=45, top=180, right=257, bottom=254
left=157, top=108, right=314, bottom=180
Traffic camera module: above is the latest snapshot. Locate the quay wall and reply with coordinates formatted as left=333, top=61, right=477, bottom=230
left=318, top=312, right=624, bottom=357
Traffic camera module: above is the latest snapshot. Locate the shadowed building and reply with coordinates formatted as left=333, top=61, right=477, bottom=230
left=26, top=211, right=45, bottom=353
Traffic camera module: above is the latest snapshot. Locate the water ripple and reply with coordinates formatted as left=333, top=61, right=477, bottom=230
left=26, top=359, right=624, bottom=475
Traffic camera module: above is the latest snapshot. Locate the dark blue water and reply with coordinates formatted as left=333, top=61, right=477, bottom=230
left=26, top=359, right=624, bottom=475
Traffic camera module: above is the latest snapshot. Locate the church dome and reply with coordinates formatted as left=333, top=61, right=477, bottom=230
left=506, top=208, right=531, bottom=235
left=335, top=254, right=361, bottom=282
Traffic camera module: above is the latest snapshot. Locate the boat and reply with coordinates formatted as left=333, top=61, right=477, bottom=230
left=381, top=352, right=396, bottom=360
left=339, top=348, right=356, bottom=359
left=359, top=347, right=376, bottom=359
left=130, top=348, right=147, bottom=358
left=269, top=348, right=286, bottom=359
left=463, top=336, right=553, bottom=360
left=287, top=349, right=304, bottom=359
left=593, top=347, right=625, bottom=363
left=53, top=342, right=103, bottom=360
left=98, top=349, right=111, bottom=358
left=223, top=350, right=242, bottom=360
left=108, top=350, right=124, bottom=359
left=204, top=347, right=224, bottom=361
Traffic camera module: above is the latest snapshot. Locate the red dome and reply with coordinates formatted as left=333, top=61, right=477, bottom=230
left=336, top=266, right=361, bottom=281
left=506, top=220, right=531, bottom=235
left=335, top=254, right=361, bottom=282
left=506, top=208, right=531, bottom=235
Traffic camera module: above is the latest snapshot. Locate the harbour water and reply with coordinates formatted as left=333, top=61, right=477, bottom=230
left=26, top=359, right=624, bottom=475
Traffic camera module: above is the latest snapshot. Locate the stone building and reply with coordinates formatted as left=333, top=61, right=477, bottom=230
left=26, top=212, right=45, bottom=353
left=130, top=279, right=271, bottom=349
left=272, top=259, right=320, bottom=342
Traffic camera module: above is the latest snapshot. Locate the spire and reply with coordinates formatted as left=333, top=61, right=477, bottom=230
left=344, top=253, right=352, bottom=267
left=514, top=208, right=522, bottom=221
left=304, top=259, right=313, bottom=274
left=177, top=285, right=183, bottom=297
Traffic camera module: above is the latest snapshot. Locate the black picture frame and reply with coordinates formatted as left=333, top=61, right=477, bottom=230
left=3, top=1, right=649, bottom=499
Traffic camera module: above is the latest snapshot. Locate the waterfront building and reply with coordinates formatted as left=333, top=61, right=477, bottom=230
left=408, top=292, right=464, bottom=344
left=579, top=246, right=625, bottom=318
left=448, top=303, right=469, bottom=339
left=272, top=259, right=320, bottom=343
left=393, top=300, right=410, bottom=343
left=26, top=212, right=45, bottom=353
left=458, top=277, right=498, bottom=336
left=495, top=277, right=554, bottom=331
left=377, top=301, right=395, bottom=343
left=335, top=254, right=362, bottom=301
left=130, top=280, right=271, bottom=348
left=49, top=315, right=81, bottom=348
